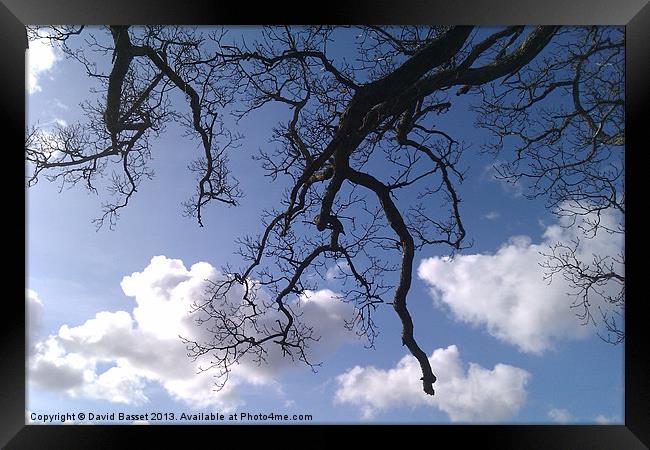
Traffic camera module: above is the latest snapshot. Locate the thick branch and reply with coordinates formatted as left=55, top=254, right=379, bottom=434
left=347, top=168, right=437, bottom=395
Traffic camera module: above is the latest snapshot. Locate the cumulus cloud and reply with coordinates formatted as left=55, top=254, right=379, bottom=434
left=417, top=208, right=623, bottom=354
left=334, top=345, right=530, bottom=422
left=27, top=38, right=59, bottom=94
left=29, top=256, right=356, bottom=410
left=548, top=408, right=573, bottom=423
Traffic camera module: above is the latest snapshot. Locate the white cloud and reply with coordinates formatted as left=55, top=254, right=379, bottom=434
left=52, top=98, right=69, bottom=110
left=482, top=162, right=524, bottom=197
left=83, top=365, right=149, bottom=404
left=594, top=414, right=619, bottom=424
left=325, top=261, right=350, bottom=281
left=417, top=208, right=623, bottom=354
left=27, top=38, right=59, bottom=94
left=26, top=289, right=43, bottom=348
left=53, top=118, right=67, bottom=127
left=484, top=211, right=500, bottom=220
left=29, top=256, right=356, bottom=410
left=548, top=408, right=573, bottom=423
left=334, top=345, right=530, bottom=422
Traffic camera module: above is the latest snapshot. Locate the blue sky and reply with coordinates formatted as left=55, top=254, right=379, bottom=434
left=26, top=26, right=623, bottom=425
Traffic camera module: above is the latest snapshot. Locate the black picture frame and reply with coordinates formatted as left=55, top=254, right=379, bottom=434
left=2, top=1, right=647, bottom=448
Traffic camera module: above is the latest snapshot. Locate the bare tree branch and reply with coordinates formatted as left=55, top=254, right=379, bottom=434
left=26, top=25, right=623, bottom=397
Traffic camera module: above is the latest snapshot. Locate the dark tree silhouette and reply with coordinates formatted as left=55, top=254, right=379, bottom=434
left=25, top=25, right=624, bottom=395
left=473, top=26, right=624, bottom=344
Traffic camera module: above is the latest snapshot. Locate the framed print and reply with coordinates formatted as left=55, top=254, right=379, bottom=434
left=1, top=0, right=648, bottom=447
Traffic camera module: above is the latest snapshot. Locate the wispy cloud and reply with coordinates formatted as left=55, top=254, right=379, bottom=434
left=26, top=289, right=44, bottom=353
left=325, top=261, right=350, bottom=281
left=482, top=162, right=524, bottom=198
left=594, top=414, right=619, bottom=424
left=548, top=408, right=573, bottom=423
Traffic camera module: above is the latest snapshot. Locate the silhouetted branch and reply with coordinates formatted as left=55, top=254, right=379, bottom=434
left=26, top=25, right=624, bottom=396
